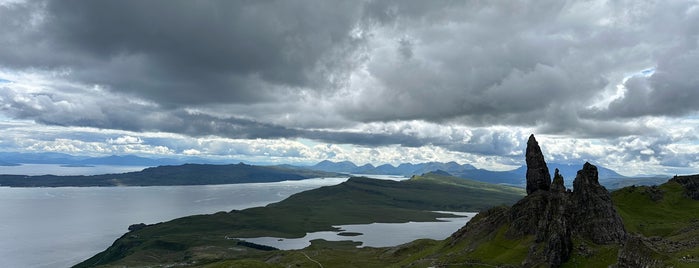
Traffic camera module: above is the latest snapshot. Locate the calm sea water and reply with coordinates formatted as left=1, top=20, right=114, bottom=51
left=0, top=177, right=351, bottom=268
left=0, top=165, right=470, bottom=268
left=0, top=164, right=148, bottom=176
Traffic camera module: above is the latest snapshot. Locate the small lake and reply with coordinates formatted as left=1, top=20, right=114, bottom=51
left=239, top=212, right=477, bottom=249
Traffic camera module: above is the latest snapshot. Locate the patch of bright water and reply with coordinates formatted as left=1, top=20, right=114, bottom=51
left=239, top=212, right=477, bottom=249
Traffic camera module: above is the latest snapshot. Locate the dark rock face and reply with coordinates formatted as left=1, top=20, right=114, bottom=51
left=670, top=174, right=699, bottom=200
left=551, top=168, right=566, bottom=193
left=128, top=223, right=147, bottom=232
left=451, top=206, right=509, bottom=246
left=451, top=135, right=628, bottom=267
left=526, top=134, right=551, bottom=195
left=616, top=235, right=665, bottom=268
left=505, top=135, right=626, bottom=266
left=570, top=162, right=627, bottom=244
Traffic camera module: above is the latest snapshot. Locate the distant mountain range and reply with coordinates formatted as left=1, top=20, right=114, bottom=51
left=0, top=151, right=668, bottom=188
left=311, top=160, right=476, bottom=176
left=308, top=160, right=667, bottom=189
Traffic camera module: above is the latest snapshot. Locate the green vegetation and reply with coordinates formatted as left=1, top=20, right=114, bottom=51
left=75, top=174, right=524, bottom=267
left=612, top=181, right=699, bottom=237
left=75, top=173, right=699, bottom=268
left=562, top=239, right=619, bottom=268
left=0, top=163, right=340, bottom=187
left=611, top=181, right=699, bottom=267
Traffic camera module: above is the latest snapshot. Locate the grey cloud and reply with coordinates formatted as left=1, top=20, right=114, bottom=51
left=339, top=0, right=699, bottom=138
left=2, top=0, right=699, bottom=165
left=0, top=84, right=527, bottom=157
left=587, top=48, right=699, bottom=118
left=2, top=0, right=366, bottom=105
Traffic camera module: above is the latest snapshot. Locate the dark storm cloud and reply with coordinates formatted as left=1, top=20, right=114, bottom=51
left=2, top=0, right=365, bottom=105
left=337, top=0, right=699, bottom=137
left=2, top=0, right=699, bottom=162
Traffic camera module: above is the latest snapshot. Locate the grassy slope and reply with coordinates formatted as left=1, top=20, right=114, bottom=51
left=75, top=174, right=525, bottom=267
left=93, top=177, right=699, bottom=268
left=401, top=179, right=699, bottom=268
left=611, top=181, right=699, bottom=267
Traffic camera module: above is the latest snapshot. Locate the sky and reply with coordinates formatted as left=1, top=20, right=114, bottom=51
left=1, top=0, right=698, bottom=176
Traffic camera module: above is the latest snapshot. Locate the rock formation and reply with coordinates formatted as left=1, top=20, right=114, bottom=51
left=670, top=174, right=699, bottom=200
left=455, top=135, right=627, bottom=267
left=518, top=135, right=626, bottom=266
left=570, top=162, right=626, bottom=244
left=526, top=134, right=551, bottom=194
left=551, top=169, right=566, bottom=193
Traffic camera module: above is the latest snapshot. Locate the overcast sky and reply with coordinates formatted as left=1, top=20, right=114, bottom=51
left=1, top=0, right=698, bottom=175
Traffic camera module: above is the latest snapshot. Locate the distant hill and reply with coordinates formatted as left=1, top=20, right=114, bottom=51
left=307, top=160, right=638, bottom=189
left=0, top=152, right=227, bottom=166
left=74, top=174, right=525, bottom=267
left=0, top=163, right=341, bottom=187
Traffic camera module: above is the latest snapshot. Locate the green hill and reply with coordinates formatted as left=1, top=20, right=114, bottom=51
left=74, top=174, right=524, bottom=267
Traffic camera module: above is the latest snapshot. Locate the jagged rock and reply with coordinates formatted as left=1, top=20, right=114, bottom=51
left=570, top=162, right=627, bottom=244
left=551, top=168, right=566, bottom=193
left=450, top=135, right=629, bottom=267
left=128, top=223, right=147, bottom=232
left=670, top=174, right=699, bottom=200
left=508, top=191, right=549, bottom=238
left=616, top=235, right=665, bottom=268
left=641, top=185, right=664, bottom=202
left=526, top=190, right=572, bottom=267
left=451, top=206, right=509, bottom=246
left=526, top=134, right=551, bottom=195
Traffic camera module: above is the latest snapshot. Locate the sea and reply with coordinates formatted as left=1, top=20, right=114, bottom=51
left=0, top=165, right=474, bottom=267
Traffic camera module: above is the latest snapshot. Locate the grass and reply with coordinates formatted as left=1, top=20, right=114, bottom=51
left=562, top=239, right=619, bottom=268
left=432, top=225, right=533, bottom=267
left=77, top=174, right=699, bottom=268
left=612, top=182, right=699, bottom=237
left=75, top=175, right=524, bottom=267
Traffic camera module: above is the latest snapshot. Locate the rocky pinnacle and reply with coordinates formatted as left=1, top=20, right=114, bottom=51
left=526, top=134, right=551, bottom=194
left=551, top=168, right=566, bottom=193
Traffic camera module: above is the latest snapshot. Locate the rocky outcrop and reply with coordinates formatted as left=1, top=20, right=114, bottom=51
left=455, top=135, right=627, bottom=267
left=616, top=235, right=665, bottom=268
left=670, top=174, right=699, bottom=200
left=526, top=134, right=551, bottom=194
left=570, top=162, right=627, bottom=244
left=551, top=169, right=566, bottom=193
left=518, top=136, right=626, bottom=266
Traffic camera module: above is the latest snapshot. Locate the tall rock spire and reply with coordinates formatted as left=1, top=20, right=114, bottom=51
left=526, top=134, right=551, bottom=194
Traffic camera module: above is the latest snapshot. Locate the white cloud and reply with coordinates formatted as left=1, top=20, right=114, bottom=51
left=107, top=135, right=143, bottom=145
left=182, top=149, right=201, bottom=155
